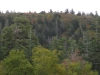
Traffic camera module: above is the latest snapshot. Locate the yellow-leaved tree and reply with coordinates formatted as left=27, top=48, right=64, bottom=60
left=32, top=46, right=66, bottom=75
left=0, top=50, right=33, bottom=75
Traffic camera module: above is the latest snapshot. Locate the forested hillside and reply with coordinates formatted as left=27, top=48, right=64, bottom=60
left=0, top=10, right=100, bottom=75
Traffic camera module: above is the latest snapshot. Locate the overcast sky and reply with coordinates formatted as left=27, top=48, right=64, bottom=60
left=0, top=0, right=99, bottom=14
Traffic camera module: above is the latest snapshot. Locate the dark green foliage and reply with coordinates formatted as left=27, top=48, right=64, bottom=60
left=0, top=10, right=100, bottom=74
left=0, top=26, right=14, bottom=59
left=67, top=19, right=79, bottom=36
left=65, top=9, right=69, bottom=14
left=70, top=9, right=75, bottom=14
left=0, top=16, right=39, bottom=60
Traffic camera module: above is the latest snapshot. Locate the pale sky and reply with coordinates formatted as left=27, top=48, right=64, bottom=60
left=0, top=0, right=99, bottom=14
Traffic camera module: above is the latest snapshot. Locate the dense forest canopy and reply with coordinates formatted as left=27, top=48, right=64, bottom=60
left=0, top=9, right=100, bottom=75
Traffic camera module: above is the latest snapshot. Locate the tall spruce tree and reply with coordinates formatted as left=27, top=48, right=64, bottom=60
left=0, top=16, right=39, bottom=60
